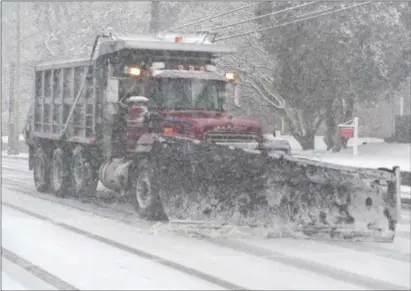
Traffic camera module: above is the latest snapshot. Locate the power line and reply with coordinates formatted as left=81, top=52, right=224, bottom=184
left=162, top=2, right=259, bottom=33
left=284, top=5, right=336, bottom=23
left=210, top=1, right=318, bottom=32
left=215, top=1, right=373, bottom=42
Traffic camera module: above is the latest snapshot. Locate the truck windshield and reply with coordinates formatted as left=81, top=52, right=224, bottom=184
left=149, top=78, right=226, bottom=111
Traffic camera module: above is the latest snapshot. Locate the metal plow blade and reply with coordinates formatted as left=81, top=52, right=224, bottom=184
left=150, top=138, right=400, bottom=242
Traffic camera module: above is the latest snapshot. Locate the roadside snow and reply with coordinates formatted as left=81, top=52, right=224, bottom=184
left=293, top=142, right=410, bottom=172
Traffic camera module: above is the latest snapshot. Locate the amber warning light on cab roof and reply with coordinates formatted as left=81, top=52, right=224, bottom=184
left=225, top=72, right=235, bottom=81
left=124, top=63, right=237, bottom=81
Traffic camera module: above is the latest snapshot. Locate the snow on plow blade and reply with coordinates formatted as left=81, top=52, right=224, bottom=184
left=150, top=138, right=400, bottom=241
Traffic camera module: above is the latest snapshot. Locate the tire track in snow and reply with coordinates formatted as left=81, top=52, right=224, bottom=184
left=2, top=247, right=78, bottom=290
left=320, top=241, right=410, bottom=263
left=2, top=202, right=246, bottom=291
left=202, top=238, right=409, bottom=291
left=3, top=180, right=410, bottom=290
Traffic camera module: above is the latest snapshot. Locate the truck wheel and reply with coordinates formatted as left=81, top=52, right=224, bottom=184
left=33, top=147, right=50, bottom=193
left=51, top=148, right=71, bottom=197
left=71, top=146, right=98, bottom=198
left=130, top=158, right=167, bottom=221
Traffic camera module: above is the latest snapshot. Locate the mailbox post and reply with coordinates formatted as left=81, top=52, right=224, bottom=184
left=338, top=117, right=359, bottom=157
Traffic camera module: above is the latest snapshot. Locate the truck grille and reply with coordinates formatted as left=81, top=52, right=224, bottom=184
left=204, top=131, right=258, bottom=143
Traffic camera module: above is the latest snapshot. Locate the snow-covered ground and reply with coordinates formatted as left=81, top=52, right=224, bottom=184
left=2, top=257, right=57, bottom=290
left=2, top=156, right=411, bottom=290
left=293, top=141, right=410, bottom=172
left=2, top=185, right=410, bottom=290
left=2, top=205, right=222, bottom=290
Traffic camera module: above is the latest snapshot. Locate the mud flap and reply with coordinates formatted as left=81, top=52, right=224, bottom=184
left=151, top=138, right=399, bottom=241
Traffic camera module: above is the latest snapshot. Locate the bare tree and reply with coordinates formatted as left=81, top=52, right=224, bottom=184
left=251, top=1, right=410, bottom=150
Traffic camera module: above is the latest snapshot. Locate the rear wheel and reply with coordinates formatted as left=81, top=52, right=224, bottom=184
left=129, top=158, right=167, bottom=221
left=51, top=148, right=71, bottom=197
left=33, top=147, right=50, bottom=193
left=71, top=146, right=98, bottom=198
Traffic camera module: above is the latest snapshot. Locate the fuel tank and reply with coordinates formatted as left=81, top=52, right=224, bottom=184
left=98, top=158, right=133, bottom=193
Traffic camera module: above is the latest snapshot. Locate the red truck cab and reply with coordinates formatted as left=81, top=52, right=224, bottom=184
left=120, top=64, right=263, bottom=153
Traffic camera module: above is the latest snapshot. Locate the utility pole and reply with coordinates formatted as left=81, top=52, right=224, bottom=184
left=10, top=2, right=21, bottom=154
left=8, top=62, right=17, bottom=154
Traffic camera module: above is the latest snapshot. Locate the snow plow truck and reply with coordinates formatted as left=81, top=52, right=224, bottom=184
left=24, top=32, right=401, bottom=241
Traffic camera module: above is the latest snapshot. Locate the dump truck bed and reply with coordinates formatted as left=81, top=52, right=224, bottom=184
left=31, top=62, right=100, bottom=144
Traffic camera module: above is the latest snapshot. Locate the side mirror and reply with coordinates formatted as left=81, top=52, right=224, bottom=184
left=125, top=96, right=149, bottom=121
left=233, top=83, right=242, bottom=108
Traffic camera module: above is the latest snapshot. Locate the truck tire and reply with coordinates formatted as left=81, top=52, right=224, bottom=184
left=51, top=148, right=71, bottom=197
left=33, top=147, right=50, bottom=193
left=129, top=158, right=167, bottom=221
left=71, top=146, right=98, bottom=198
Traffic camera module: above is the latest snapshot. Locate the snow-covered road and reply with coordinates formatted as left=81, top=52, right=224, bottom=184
left=2, top=156, right=411, bottom=290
